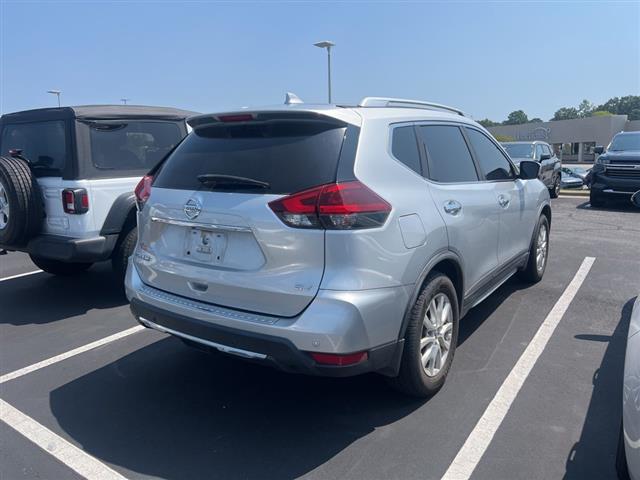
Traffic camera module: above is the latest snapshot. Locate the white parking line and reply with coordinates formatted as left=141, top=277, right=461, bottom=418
left=0, top=270, right=43, bottom=282
left=0, top=398, right=127, bottom=480
left=0, top=325, right=145, bottom=384
left=442, top=256, right=596, bottom=480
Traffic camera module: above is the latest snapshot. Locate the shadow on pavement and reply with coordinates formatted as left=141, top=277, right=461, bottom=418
left=50, top=338, right=423, bottom=480
left=564, top=296, right=636, bottom=479
left=0, top=263, right=127, bottom=325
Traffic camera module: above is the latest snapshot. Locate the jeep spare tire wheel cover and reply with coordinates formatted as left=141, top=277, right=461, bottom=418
left=0, top=156, right=43, bottom=245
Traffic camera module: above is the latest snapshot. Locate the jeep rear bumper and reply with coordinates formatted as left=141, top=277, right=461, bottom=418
left=0, top=234, right=118, bottom=262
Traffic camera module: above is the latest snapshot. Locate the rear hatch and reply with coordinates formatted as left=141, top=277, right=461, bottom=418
left=135, top=111, right=352, bottom=317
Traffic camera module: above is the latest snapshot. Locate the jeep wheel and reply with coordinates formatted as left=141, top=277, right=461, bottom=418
left=518, top=214, right=549, bottom=284
left=549, top=175, right=560, bottom=199
left=390, top=272, right=459, bottom=398
left=112, top=225, right=137, bottom=280
left=0, top=156, right=43, bottom=245
left=29, top=255, right=92, bottom=276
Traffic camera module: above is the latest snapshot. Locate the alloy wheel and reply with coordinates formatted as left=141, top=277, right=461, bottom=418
left=420, top=293, right=453, bottom=377
left=536, top=223, right=548, bottom=273
left=0, top=183, right=9, bottom=230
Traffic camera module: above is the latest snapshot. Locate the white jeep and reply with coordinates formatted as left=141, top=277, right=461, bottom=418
left=0, top=105, right=194, bottom=277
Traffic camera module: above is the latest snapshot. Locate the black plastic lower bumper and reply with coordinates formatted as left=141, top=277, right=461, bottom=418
left=591, top=172, right=640, bottom=196
left=130, top=298, right=403, bottom=378
left=1, top=234, right=118, bottom=262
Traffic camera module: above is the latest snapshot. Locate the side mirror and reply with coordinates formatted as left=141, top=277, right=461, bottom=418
left=632, top=191, right=640, bottom=208
left=519, top=160, right=541, bottom=180
left=540, top=154, right=551, bottom=161
left=594, top=146, right=604, bottom=154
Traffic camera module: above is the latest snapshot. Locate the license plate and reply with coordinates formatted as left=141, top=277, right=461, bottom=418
left=186, top=228, right=226, bottom=263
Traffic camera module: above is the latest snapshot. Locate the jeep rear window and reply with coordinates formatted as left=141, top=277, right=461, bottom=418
left=0, top=120, right=67, bottom=177
left=153, top=121, right=347, bottom=194
left=89, top=121, right=183, bottom=171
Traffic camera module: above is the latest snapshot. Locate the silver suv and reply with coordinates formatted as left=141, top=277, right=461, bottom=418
left=125, top=97, right=551, bottom=397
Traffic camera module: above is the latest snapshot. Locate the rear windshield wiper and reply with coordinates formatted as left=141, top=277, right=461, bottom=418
left=197, top=174, right=270, bottom=190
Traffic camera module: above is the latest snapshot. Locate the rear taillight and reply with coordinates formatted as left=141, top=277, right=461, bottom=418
left=62, top=188, right=89, bottom=214
left=268, top=181, right=391, bottom=230
left=135, top=175, right=153, bottom=209
left=309, top=351, right=368, bottom=366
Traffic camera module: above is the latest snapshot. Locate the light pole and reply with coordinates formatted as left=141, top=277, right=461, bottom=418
left=121, top=98, right=130, bottom=105
left=47, top=90, right=61, bottom=107
left=313, top=41, right=335, bottom=103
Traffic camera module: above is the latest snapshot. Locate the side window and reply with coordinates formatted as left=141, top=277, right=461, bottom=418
left=391, top=126, right=421, bottom=175
left=418, top=125, right=478, bottom=183
left=0, top=121, right=67, bottom=177
left=543, top=145, right=552, bottom=157
left=465, top=128, right=515, bottom=181
left=535, top=144, right=544, bottom=160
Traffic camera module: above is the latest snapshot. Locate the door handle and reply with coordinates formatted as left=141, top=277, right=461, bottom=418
left=498, top=194, right=510, bottom=208
left=443, top=200, right=462, bottom=216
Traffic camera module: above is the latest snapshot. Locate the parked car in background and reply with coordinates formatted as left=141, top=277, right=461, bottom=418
left=0, top=105, right=195, bottom=277
left=561, top=168, right=586, bottom=189
left=502, top=141, right=562, bottom=198
left=618, top=191, right=640, bottom=480
left=563, top=166, right=591, bottom=183
left=591, top=131, right=640, bottom=207
left=126, top=96, right=551, bottom=398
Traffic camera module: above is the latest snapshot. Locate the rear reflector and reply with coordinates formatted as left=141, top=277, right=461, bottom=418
left=62, top=188, right=89, bottom=214
left=310, top=351, right=368, bottom=366
left=135, top=175, right=153, bottom=208
left=268, top=181, right=391, bottom=230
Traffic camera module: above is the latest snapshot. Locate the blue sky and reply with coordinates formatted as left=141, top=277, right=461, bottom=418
left=1, top=1, right=638, bottom=121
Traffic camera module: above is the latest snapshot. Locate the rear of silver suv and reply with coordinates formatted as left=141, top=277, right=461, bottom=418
left=126, top=98, right=551, bottom=397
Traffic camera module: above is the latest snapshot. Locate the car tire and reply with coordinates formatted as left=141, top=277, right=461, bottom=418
left=0, top=156, right=43, bottom=245
left=390, top=271, right=459, bottom=398
left=590, top=190, right=605, bottom=208
left=549, top=175, right=560, bottom=199
left=112, top=225, right=137, bottom=280
left=29, top=255, right=92, bottom=276
left=617, top=422, right=630, bottom=480
left=518, top=214, right=549, bottom=284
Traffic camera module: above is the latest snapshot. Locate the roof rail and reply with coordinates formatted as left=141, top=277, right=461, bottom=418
left=358, top=97, right=466, bottom=117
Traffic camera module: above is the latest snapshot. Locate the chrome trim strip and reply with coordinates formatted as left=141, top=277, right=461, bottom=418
left=138, top=317, right=268, bottom=360
left=151, top=216, right=252, bottom=232
left=602, top=189, right=635, bottom=194
left=139, top=284, right=280, bottom=325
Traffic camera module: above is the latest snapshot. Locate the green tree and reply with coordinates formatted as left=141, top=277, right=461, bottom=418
left=529, top=118, right=543, bottom=123
left=591, top=110, right=613, bottom=117
left=595, top=95, right=640, bottom=120
left=493, top=134, right=515, bottom=142
left=503, top=110, right=528, bottom=125
left=478, top=118, right=498, bottom=128
left=577, top=99, right=594, bottom=118
left=551, top=107, right=579, bottom=121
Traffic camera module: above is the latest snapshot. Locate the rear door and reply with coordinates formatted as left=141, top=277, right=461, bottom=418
left=136, top=114, right=349, bottom=317
left=417, top=124, right=500, bottom=294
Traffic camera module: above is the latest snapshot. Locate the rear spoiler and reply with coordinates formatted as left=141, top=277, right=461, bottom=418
left=187, top=111, right=349, bottom=130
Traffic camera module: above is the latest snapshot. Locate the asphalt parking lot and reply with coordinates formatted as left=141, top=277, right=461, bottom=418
left=1, top=196, right=638, bottom=480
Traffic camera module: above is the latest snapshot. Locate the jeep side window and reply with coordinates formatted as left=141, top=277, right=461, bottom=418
left=535, top=144, right=544, bottom=160
left=391, top=126, right=421, bottom=175
left=465, top=128, right=515, bottom=181
left=543, top=144, right=553, bottom=157
left=0, top=121, right=67, bottom=177
left=418, top=125, right=478, bottom=183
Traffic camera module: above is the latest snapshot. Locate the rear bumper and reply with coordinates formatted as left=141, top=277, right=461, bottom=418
left=0, top=234, right=118, bottom=262
left=125, top=263, right=409, bottom=377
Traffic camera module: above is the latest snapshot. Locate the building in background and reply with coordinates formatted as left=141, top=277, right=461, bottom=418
left=488, top=115, right=640, bottom=163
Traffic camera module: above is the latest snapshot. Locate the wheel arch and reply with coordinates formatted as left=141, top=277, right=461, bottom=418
left=397, top=251, right=465, bottom=341
left=100, top=192, right=137, bottom=236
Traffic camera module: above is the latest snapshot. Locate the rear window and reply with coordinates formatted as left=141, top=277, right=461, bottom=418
left=391, top=126, right=422, bottom=174
left=0, top=120, right=67, bottom=177
left=89, top=121, right=183, bottom=172
left=153, top=121, right=347, bottom=194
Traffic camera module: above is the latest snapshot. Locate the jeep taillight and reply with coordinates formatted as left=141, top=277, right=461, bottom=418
left=62, top=188, right=89, bottom=214
left=135, top=175, right=153, bottom=209
left=268, top=181, right=391, bottom=230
